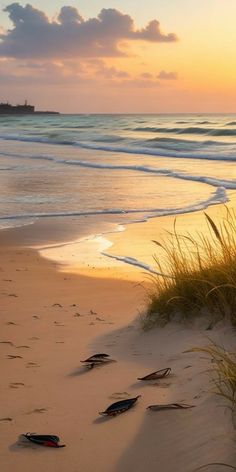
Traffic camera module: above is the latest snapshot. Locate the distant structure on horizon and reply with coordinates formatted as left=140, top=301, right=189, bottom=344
left=0, top=100, right=59, bottom=115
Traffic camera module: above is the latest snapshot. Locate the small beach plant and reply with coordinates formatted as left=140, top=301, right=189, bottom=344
left=144, top=207, right=236, bottom=328
left=187, top=342, right=236, bottom=408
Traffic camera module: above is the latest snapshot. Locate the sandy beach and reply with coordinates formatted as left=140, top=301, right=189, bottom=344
left=1, top=205, right=236, bottom=472
left=0, top=0, right=236, bottom=468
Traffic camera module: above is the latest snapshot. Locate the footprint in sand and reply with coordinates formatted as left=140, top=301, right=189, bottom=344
left=10, top=382, right=25, bottom=389
left=89, top=310, right=97, bottom=315
left=0, top=341, right=14, bottom=346
left=26, top=362, right=40, bottom=368
left=5, top=321, right=17, bottom=326
left=54, top=321, right=65, bottom=326
left=109, top=392, right=131, bottom=400
left=16, top=345, right=30, bottom=349
left=26, top=408, right=48, bottom=415
left=6, top=354, right=23, bottom=359
left=0, top=417, right=12, bottom=422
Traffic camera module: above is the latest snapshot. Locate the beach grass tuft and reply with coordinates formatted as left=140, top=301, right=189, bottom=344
left=187, top=342, right=236, bottom=408
left=143, top=207, right=236, bottom=328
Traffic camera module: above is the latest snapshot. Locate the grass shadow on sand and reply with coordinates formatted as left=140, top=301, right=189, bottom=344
left=112, top=397, right=236, bottom=472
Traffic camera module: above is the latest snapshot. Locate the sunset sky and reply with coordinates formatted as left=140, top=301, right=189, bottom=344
left=0, top=0, right=235, bottom=113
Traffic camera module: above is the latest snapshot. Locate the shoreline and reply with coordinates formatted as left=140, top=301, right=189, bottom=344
left=1, top=205, right=236, bottom=471
left=27, top=190, right=236, bottom=279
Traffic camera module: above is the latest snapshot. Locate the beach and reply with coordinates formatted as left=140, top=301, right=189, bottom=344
left=1, top=202, right=236, bottom=472
left=0, top=0, right=236, bottom=466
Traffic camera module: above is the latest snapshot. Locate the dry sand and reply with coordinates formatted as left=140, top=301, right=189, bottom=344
left=1, top=206, right=236, bottom=472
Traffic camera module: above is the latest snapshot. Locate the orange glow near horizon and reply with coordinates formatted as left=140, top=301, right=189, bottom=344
left=0, top=1, right=235, bottom=112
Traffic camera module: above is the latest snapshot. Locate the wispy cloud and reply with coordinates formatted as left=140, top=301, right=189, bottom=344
left=0, top=3, right=178, bottom=59
left=157, top=70, right=178, bottom=80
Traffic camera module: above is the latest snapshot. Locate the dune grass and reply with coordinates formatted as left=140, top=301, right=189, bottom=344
left=144, top=207, right=236, bottom=328
left=188, top=342, right=236, bottom=408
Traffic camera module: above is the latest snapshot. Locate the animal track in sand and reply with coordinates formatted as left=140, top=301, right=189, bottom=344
left=26, top=408, right=48, bottom=415
left=0, top=417, right=12, bottom=422
left=54, top=321, right=65, bottom=326
left=26, top=362, right=40, bottom=368
left=52, top=303, right=62, bottom=307
left=5, top=321, right=17, bottom=325
left=9, top=382, right=25, bottom=389
left=8, top=293, right=18, bottom=297
left=0, top=341, right=14, bottom=346
left=6, top=354, right=23, bottom=359
left=109, top=392, right=131, bottom=400
left=16, top=345, right=30, bottom=349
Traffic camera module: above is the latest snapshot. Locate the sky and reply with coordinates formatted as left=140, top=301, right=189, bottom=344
left=0, top=0, right=235, bottom=113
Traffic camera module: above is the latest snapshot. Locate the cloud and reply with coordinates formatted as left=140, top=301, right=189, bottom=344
left=157, top=70, right=178, bottom=80
left=0, top=3, right=178, bottom=59
left=140, top=72, right=153, bottom=79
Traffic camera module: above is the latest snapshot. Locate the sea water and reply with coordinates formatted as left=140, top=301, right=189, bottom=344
left=0, top=114, right=235, bottom=270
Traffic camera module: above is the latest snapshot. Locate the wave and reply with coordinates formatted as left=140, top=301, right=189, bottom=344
left=102, top=252, right=159, bottom=275
left=0, top=134, right=235, bottom=162
left=92, top=135, right=126, bottom=143
left=1, top=149, right=236, bottom=189
left=66, top=160, right=236, bottom=189
left=0, top=187, right=227, bottom=223
left=175, top=120, right=214, bottom=125
left=134, top=126, right=236, bottom=136
left=74, top=141, right=236, bottom=162
left=146, top=136, right=233, bottom=149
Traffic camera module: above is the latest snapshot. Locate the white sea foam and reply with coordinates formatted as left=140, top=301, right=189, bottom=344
left=66, top=160, right=236, bottom=189
left=0, top=187, right=228, bottom=224
left=101, top=252, right=173, bottom=276
left=0, top=149, right=235, bottom=190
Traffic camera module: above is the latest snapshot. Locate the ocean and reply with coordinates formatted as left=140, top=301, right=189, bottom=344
left=0, top=113, right=235, bottom=271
